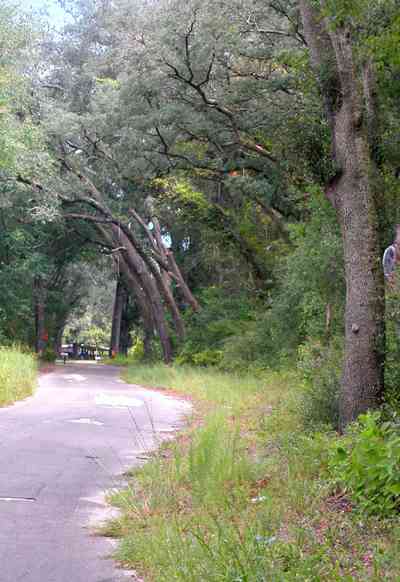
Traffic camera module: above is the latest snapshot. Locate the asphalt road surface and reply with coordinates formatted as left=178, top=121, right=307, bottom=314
left=0, top=363, right=190, bottom=582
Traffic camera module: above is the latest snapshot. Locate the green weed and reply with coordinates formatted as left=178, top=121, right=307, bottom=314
left=330, top=411, right=400, bottom=516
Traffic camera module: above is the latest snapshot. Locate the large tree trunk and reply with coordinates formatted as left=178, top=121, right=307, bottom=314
left=335, top=126, right=385, bottom=428
left=299, top=1, right=385, bottom=429
left=143, top=199, right=200, bottom=312
left=63, top=172, right=196, bottom=362
left=54, top=320, right=66, bottom=355
left=110, top=278, right=128, bottom=356
left=95, top=222, right=173, bottom=363
left=119, top=293, right=134, bottom=356
left=126, top=208, right=189, bottom=338
left=117, top=258, right=155, bottom=359
left=112, top=226, right=174, bottom=363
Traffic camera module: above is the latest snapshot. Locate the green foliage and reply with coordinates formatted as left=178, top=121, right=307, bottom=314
left=177, top=287, right=256, bottom=366
left=330, top=411, right=400, bottom=516
left=383, top=277, right=400, bottom=413
left=129, top=337, right=145, bottom=361
left=267, top=190, right=344, bottom=357
left=298, top=339, right=342, bottom=430
left=190, top=349, right=223, bottom=367
left=40, top=347, right=57, bottom=363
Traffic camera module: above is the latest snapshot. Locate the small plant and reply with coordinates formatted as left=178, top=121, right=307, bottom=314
left=330, top=411, right=400, bottom=516
left=40, top=347, right=57, bottom=363
left=191, top=349, right=223, bottom=367
left=298, top=339, right=342, bottom=430
left=129, top=337, right=145, bottom=361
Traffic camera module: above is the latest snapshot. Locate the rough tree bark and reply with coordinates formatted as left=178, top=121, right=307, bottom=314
left=119, top=297, right=132, bottom=356
left=112, top=226, right=174, bottom=363
left=142, top=196, right=200, bottom=312
left=54, top=320, right=66, bottom=355
left=117, top=260, right=154, bottom=360
left=94, top=224, right=160, bottom=362
left=110, top=278, right=128, bottom=356
left=299, top=1, right=385, bottom=429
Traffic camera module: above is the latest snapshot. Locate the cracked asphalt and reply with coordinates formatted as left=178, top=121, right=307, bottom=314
left=0, top=362, right=190, bottom=582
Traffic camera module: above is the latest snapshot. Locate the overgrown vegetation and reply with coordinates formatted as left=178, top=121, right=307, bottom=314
left=1, top=0, right=400, bottom=577
left=104, top=365, right=400, bottom=580
left=0, top=346, right=37, bottom=405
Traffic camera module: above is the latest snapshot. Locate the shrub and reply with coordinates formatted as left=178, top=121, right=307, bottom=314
left=177, top=287, right=257, bottom=366
left=40, top=347, right=57, bottom=362
left=384, top=289, right=400, bottom=413
left=191, top=349, right=223, bottom=367
left=330, top=411, right=400, bottom=516
left=129, top=337, right=145, bottom=361
left=297, top=339, right=342, bottom=430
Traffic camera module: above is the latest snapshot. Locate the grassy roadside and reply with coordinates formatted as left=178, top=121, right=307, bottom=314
left=104, top=364, right=400, bottom=581
left=0, top=346, right=37, bottom=406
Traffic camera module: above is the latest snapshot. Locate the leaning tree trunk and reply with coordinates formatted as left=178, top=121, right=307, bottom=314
left=120, top=293, right=133, bottom=356
left=142, top=198, right=201, bottom=313
left=97, top=222, right=173, bottom=363
left=299, top=1, right=385, bottom=429
left=112, top=226, right=174, bottom=363
left=118, top=262, right=155, bottom=360
left=95, top=223, right=158, bottom=362
left=63, top=173, right=196, bottom=362
left=110, top=278, right=128, bottom=356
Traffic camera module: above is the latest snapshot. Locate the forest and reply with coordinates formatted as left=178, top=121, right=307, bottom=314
left=1, top=0, right=400, bottom=578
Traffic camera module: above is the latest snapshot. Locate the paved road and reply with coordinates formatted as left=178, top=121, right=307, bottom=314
left=0, top=363, right=190, bottom=582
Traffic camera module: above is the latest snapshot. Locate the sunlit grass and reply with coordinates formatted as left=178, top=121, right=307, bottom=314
left=102, top=354, right=136, bottom=366
left=124, top=363, right=289, bottom=412
left=0, top=346, right=37, bottom=406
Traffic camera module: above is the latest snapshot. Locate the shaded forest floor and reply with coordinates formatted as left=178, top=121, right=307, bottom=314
left=101, top=365, right=400, bottom=581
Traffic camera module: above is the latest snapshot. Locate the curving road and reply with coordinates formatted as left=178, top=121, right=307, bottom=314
left=0, top=363, right=190, bottom=582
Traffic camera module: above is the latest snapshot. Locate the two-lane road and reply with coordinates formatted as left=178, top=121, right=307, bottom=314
left=0, top=363, right=190, bottom=582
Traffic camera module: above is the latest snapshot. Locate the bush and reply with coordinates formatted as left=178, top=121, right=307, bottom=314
left=176, top=287, right=257, bottom=366
left=129, top=337, right=145, bottom=361
left=384, top=288, right=400, bottom=413
left=40, top=347, right=57, bottom=362
left=297, top=339, right=342, bottom=430
left=191, top=349, right=223, bottom=367
left=265, top=191, right=344, bottom=360
left=330, top=411, right=400, bottom=516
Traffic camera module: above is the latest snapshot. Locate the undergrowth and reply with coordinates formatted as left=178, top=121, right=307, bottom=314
left=0, top=346, right=37, bottom=405
left=104, top=365, right=400, bottom=581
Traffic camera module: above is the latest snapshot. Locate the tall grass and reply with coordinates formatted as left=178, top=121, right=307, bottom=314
left=106, top=364, right=400, bottom=581
left=0, top=346, right=37, bottom=406
left=124, top=364, right=287, bottom=411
